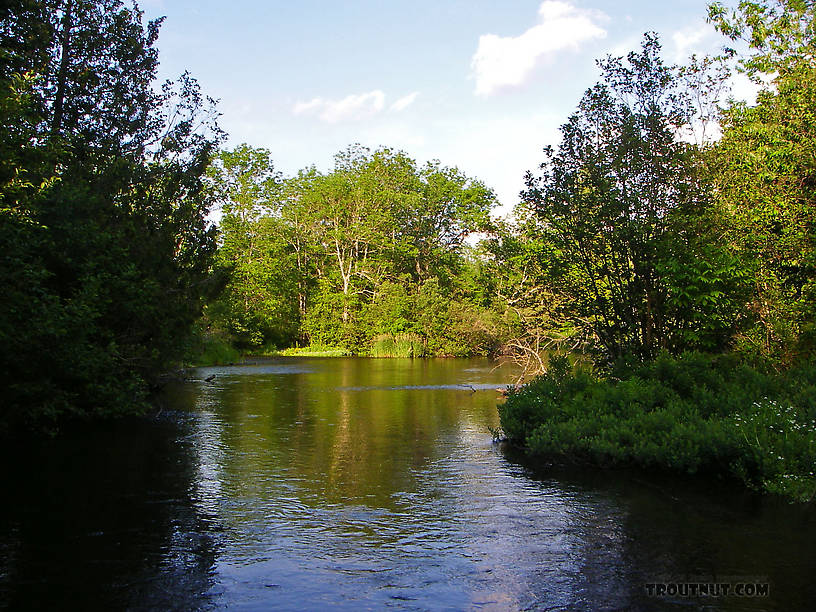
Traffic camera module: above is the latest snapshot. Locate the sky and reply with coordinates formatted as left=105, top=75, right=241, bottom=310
left=139, top=0, right=749, bottom=216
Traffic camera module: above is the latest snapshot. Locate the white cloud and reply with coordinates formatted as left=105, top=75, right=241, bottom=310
left=470, top=1, right=607, bottom=96
left=293, top=90, right=386, bottom=123
left=672, top=29, right=706, bottom=59
left=390, top=91, right=420, bottom=112
left=670, top=22, right=721, bottom=63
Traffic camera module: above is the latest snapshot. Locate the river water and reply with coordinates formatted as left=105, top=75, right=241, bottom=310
left=1, top=357, right=814, bottom=611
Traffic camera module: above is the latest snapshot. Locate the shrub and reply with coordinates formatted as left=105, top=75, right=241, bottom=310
left=499, top=352, right=816, bottom=502
left=185, top=328, right=242, bottom=366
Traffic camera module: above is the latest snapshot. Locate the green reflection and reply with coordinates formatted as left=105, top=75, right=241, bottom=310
left=168, top=358, right=516, bottom=511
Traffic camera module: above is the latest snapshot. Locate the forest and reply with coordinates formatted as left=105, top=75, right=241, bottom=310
left=1, top=1, right=814, bottom=498
left=201, top=143, right=502, bottom=359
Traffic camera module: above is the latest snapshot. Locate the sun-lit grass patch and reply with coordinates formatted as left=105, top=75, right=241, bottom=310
left=263, top=345, right=350, bottom=357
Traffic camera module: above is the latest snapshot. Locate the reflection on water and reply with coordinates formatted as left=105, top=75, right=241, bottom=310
left=1, top=357, right=815, bottom=610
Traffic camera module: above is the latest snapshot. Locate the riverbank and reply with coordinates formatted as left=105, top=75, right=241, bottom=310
left=187, top=332, right=501, bottom=366
left=498, top=352, right=816, bottom=502
left=189, top=339, right=352, bottom=365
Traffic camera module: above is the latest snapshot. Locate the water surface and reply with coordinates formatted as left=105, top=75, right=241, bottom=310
left=1, top=357, right=814, bottom=610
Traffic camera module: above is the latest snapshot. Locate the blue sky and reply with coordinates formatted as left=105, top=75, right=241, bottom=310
left=139, top=1, right=745, bottom=214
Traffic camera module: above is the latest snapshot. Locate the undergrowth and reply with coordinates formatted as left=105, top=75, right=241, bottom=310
left=499, top=352, right=816, bottom=502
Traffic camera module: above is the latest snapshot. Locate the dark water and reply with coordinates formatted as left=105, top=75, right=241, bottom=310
left=1, top=357, right=814, bottom=611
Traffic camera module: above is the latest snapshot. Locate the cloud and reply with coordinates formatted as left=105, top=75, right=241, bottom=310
left=293, top=90, right=420, bottom=122
left=670, top=22, right=719, bottom=62
left=672, top=29, right=705, bottom=59
left=470, top=1, right=607, bottom=96
left=293, top=90, right=386, bottom=123
left=390, top=91, right=419, bottom=112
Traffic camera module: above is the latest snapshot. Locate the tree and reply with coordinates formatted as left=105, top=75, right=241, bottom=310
left=203, top=144, right=504, bottom=356
left=206, top=144, right=299, bottom=348
left=521, top=34, right=743, bottom=363
left=481, top=216, right=580, bottom=380
left=708, top=0, right=816, bottom=361
left=400, top=161, right=495, bottom=282
left=293, top=146, right=498, bottom=352
left=0, top=0, right=222, bottom=433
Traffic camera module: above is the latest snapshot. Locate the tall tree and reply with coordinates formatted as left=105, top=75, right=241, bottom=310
left=0, top=0, right=222, bottom=433
left=202, top=144, right=502, bottom=355
left=709, top=0, right=816, bottom=361
left=206, top=144, right=299, bottom=347
left=521, top=34, right=741, bottom=363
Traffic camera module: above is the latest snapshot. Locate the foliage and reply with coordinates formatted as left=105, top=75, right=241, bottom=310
left=0, top=0, right=221, bottom=433
left=183, top=2, right=816, bottom=505
left=370, top=333, right=427, bottom=358
left=273, top=345, right=350, bottom=357
left=500, top=353, right=816, bottom=501
left=205, top=145, right=299, bottom=348
left=492, top=3, right=816, bottom=503
left=184, top=326, right=242, bottom=366
left=708, top=0, right=816, bottom=362
left=203, top=143, right=511, bottom=357
left=482, top=214, right=589, bottom=381
left=520, top=34, right=745, bottom=364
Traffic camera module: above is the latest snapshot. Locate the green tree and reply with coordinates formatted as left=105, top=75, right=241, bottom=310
left=521, top=34, right=742, bottom=363
left=0, top=0, right=221, bottom=433
left=709, top=0, right=816, bottom=361
left=401, top=162, right=495, bottom=282
left=481, top=216, right=579, bottom=378
left=204, top=143, right=503, bottom=356
left=205, top=144, right=300, bottom=348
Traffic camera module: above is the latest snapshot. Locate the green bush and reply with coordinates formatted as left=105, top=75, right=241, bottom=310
left=500, top=352, right=816, bottom=502
left=185, top=329, right=242, bottom=366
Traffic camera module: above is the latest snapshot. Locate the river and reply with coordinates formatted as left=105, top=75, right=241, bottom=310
left=1, top=357, right=814, bottom=610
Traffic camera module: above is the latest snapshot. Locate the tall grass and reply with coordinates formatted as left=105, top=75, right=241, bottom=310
left=370, top=333, right=426, bottom=358
left=275, top=345, right=349, bottom=357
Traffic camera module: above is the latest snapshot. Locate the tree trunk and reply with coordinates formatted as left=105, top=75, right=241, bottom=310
left=335, top=240, right=351, bottom=323
left=51, top=0, right=74, bottom=137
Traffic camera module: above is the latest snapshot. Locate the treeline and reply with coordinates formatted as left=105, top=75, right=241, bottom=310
left=3, top=0, right=815, bottom=477
left=0, top=1, right=220, bottom=433
left=202, top=145, right=515, bottom=357
left=205, top=0, right=816, bottom=372
left=498, top=1, right=816, bottom=501
left=483, top=1, right=816, bottom=370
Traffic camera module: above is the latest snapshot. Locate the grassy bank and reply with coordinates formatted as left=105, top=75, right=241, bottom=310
left=187, top=334, right=447, bottom=364
left=186, top=339, right=351, bottom=365
left=259, top=345, right=350, bottom=358
left=499, top=352, right=816, bottom=502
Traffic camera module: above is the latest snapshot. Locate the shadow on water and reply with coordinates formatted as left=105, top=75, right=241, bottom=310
left=500, top=445, right=816, bottom=611
left=0, top=415, right=221, bottom=611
